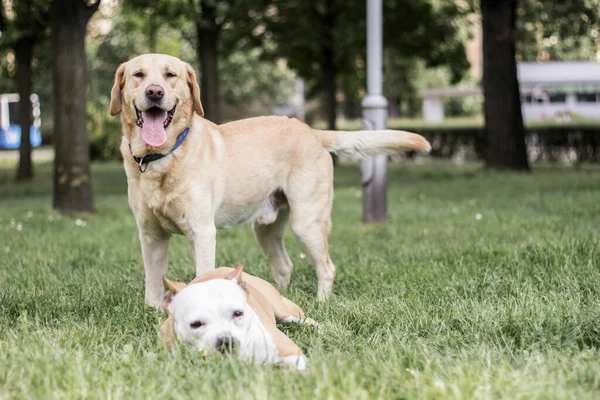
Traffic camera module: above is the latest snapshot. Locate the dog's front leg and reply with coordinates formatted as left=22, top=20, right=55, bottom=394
left=139, top=229, right=170, bottom=308
left=191, top=223, right=217, bottom=276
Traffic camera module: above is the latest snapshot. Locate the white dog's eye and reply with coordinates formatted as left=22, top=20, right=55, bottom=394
left=133, top=72, right=144, bottom=78
left=189, top=320, right=204, bottom=329
left=233, top=310, right=243, bottom=318
left=165, top=72, right=176, bottom=78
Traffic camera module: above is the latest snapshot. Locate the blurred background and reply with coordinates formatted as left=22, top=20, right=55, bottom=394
left=0, top=0, right=599, bottom=212
left=4, top=3, right=600, bottom=396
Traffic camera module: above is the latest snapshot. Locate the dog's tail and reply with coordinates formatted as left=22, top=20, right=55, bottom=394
left=316, top=129, right=431, bottom=160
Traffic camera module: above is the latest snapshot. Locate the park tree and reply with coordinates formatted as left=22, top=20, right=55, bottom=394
left=189, top=0, right=226, bottom=123
left=121, top=0, right=252, bottom=124
left=516, top=0, right=600, bottom=62
left=121, top=0, right=164, bottom=53
left=253, top=0, right=469, bottom=130
left=119, top=0, right=190, bottom=54
left=252, top=0, right=362, bottom=130
left=112, top=0, right=290, bottom=125
left=187, top=0, right=263, bottom=124
left=470, top=0, right=599, bottom=170
left=0, top=0, right=48, bottom=182
left=480, top=0, right=529, bottom=171
left=51, top=0, right=100, bottom=213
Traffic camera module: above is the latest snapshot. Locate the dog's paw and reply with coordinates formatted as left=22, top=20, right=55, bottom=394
left=281, top=316, right=320, bottom=327
left=280, top=355, right=308, bottom=371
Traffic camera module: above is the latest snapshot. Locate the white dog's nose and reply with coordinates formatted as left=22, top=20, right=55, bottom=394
left=215, top=335, right=235, bottom=353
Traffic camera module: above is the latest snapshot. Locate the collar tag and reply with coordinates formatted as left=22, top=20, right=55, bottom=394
left=138, top=156, right=147, bottom=173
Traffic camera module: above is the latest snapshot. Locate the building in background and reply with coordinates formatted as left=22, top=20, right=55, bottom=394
left=422, top=61, right=600, bottom=122
left=519, top=61, right=600, bottom=121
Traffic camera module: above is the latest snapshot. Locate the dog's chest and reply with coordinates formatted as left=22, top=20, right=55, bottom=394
left=134, top=178, right=191, bottom=236
left=153, top=209, right=186, bottom=235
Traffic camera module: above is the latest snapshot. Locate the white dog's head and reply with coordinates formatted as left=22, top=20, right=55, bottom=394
left=164, top=266, right=254, bottom=356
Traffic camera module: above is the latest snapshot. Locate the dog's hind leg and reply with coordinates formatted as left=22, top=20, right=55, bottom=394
left=290, top=213, right=336, bottom=301
left=252, top=205, right=294, bottom=289
left=287, top=160, right=336, bottom=301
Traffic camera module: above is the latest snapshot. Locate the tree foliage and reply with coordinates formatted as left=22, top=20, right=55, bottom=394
left=251, top=0, right=470, bottom=125
left=467, top=0, right=600, bottom=62
left=516, top=0, right=600, bottom=62
left=1, top=0, right=597, bottom=167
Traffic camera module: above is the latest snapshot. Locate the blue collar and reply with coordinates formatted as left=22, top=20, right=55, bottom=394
left=129, top=127, right=190, bottom=173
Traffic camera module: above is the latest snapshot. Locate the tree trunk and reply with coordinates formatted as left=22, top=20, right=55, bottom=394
left=481, top=0, right=530, bottom=171
left=196, top=3, right=221, bottom=123
left=319, top=0, right=338, bottom=130
left=320, top=0, right=338, bottom=165
left=14, top=38, right=34, bottom=182
left=322, top=52, right=338, bottom=165
left=322, top=47, right=337, bottom=131
left=51, top=0, right=96, bottom=213
left=388, top=95, right=400, bottom=118
left=342, top=87, right=358, bottom=120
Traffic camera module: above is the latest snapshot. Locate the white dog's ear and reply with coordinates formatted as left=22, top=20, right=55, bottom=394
left=162, top=277, right=187, bottom=311
left=163, top=277, right=187, bottom=294
left=109, top=63, right=126, bottom=116
left=225, top=263, right=244, bottom=285
left=185, top=63, right=205, bottom=117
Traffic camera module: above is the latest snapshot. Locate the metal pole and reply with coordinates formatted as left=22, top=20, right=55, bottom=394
left=361, top=0, right=388, bottom=224
left=293, top=78, right=305, bottom=121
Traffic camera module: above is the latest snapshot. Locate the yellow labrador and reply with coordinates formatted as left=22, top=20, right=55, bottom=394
left=109, top=54, right=430, bottom=308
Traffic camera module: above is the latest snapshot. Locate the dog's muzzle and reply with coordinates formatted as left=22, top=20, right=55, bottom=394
left=215, top=335, right=236, bottom=354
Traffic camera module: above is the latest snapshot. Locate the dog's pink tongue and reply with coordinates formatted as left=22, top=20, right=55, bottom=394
left=141, top=110, right=167, bottom=147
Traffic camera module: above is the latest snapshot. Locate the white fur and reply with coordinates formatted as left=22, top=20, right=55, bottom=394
left=281, top=355, right=308, bottom=371
left=169, top=279, right=293, bottom=367
left=321, top=130, right=432, bottom=160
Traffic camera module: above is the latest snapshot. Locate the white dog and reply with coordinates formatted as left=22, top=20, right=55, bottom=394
left=161, top=265, right=314, bottom=370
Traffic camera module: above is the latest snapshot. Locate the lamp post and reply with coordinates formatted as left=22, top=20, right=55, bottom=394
left=361, top=0, right=388, bottom=224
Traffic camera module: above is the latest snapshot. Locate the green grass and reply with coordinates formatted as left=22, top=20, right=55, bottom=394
left=1, top=160, right=600, bottom=399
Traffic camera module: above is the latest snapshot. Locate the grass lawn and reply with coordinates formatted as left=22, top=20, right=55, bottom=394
left=1, top=160, right=599, bottom=399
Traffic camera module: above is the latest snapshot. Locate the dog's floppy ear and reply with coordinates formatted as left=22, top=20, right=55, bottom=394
left=162, top=277, right=187, bottom=311
left=109, top=63, right=126, bottom=116
left=185, top=63, right=204, bottom=117
left=225, top=263, right=244, bottom=285
left=164, top=277, right=187, bottom=293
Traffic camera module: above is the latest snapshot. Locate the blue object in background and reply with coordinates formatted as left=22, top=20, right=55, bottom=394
left=0, top=93, right=42, bottom=150
left=0, top=125, right=42, bottom=149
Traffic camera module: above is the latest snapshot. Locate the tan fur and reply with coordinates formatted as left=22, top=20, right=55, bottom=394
left=160, top=266, right=308, bottom=358
left=111, top=54, right=431, bottom=307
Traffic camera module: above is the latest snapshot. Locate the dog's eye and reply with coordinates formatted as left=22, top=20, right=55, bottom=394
left=133, top=72, right=144, bottom=78
left=165, top=72, right=176, bottom=78
left=189, top=320, right=204, bottom=329
left=233, top=310, right=243, bottom=318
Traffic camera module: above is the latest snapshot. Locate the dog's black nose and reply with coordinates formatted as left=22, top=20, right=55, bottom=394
left=145, top=85, right=164, bottom=101
left=215, top=336, right=236, bottom=353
